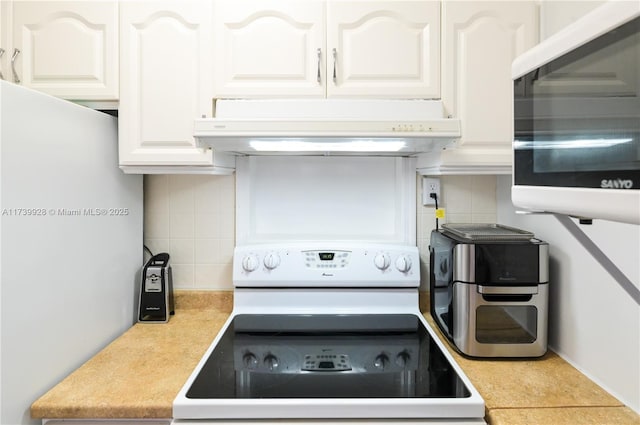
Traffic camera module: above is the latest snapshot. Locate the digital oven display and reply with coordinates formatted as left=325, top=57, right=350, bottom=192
left=318, top=252, right=335, bottom=261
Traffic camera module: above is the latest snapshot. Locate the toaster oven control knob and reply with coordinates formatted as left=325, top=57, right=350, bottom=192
left=373, top=253, right=390, bottom=271
left=395, top=255, right=412, bottom=273
left=263, top=252, right=281, bottom=270
left=263, top=354, right=279, bottom=371
left=373, top=353, right=389, bottom=370
left=395, top=350, right=411, bottom=367
left=242, top=352, right=259, bottom=369
left=241, top=255, right=260, bottom=272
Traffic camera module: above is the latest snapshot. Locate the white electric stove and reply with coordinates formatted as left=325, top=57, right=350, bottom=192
left=172, top=242, right=485, bottom=424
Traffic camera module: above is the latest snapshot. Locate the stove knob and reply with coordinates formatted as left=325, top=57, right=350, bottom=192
left=374, top=353, right=389, bottom=370
left=264, top=354, right=279, bottom=371
left=395, top=255, right=412, bottom=273
left=241, top=255, right=260, bottom=272
left=395, top=350, right=411, bottom=367
left=263, top=252, right=281, bottom=270
left=373, top=253, right=390, bottom=271
left=243, top=352, right=258, bottom=369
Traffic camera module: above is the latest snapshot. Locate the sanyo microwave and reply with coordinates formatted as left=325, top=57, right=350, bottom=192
left=512, top=1, right=639, bottom=225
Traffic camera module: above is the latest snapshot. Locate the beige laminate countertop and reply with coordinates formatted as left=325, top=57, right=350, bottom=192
left=31, top=291, right=639, bottom=424
left=31, top=291, right=232, bottom=419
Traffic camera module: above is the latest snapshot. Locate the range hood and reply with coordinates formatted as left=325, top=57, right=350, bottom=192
left=194, top=99, right=460, bottom=156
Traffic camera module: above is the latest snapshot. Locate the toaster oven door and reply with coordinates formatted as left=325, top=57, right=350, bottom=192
left=452, top=283, right=549, bottom=358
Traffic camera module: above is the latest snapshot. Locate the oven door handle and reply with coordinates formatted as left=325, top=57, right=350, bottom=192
left=477, top=285, right=538, bottom=295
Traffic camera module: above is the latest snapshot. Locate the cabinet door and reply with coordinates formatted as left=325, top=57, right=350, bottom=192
left=0, top=1, right=9, bottom=82
left=119, top=0, right=214, bottom=168
left=441, top=1, right=538, bottom=166
left=326, top=0, right=440, bottom=98
left=213, top=0, right=325, bottom=98
left=11, top=1, right=118, bottom=100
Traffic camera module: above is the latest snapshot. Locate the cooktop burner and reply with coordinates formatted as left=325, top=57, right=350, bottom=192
left=186, top=314, right=471, bottom=400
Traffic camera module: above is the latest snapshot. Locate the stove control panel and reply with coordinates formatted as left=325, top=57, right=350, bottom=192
left=304, top=250, right=351, bottom=269
left=234, top=243, right=420, bottom=288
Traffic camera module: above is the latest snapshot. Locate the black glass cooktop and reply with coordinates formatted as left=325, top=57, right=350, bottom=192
left=187, top=314, right=471, bottom=399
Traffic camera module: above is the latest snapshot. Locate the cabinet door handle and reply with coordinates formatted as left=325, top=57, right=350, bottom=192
left=0, top=48, right=5, bottom=80
left=332, top=48, right=337, bottom=84
left=11, top=48, right=20, bottom=84
left=316, top=48, right=321, bottom=84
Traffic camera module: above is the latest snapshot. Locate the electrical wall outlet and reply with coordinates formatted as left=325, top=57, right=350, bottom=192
left=422, top=177, right=441, bottom=206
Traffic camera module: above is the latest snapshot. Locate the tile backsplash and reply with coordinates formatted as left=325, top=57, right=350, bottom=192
left=416, top=175, right=497, bottom=289
left=143, top=174, right=496, bottom=290
left=144, top=174, right=235, bottom=290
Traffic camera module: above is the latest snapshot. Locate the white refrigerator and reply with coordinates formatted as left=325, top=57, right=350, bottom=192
left=0, top=81, right=143, bottom=425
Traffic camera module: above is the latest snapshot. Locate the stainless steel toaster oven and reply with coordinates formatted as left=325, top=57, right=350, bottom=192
left=429, top=224, right=549, bottom=358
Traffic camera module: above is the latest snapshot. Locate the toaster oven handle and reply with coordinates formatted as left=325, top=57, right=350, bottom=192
left=477, top=285, right=538, bottom=295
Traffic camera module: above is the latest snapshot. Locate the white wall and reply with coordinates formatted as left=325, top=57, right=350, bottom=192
left=1, top=83, right=143, bottom=425
left=496, top=176, right=640, bottom=413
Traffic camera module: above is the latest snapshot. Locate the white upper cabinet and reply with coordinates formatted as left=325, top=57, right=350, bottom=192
left=212, top=0, right=440, bottom=98
left=327, top=0, right=440, bottom=98
left=10, top=1, right=118, bottom=101
left=213, top=0, right=325, bottom=98
left=0, top=2, right=8, bottom=82
left=418, top=0, right=538, bottom=174
left=119, top=0, right=233, bottom=173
